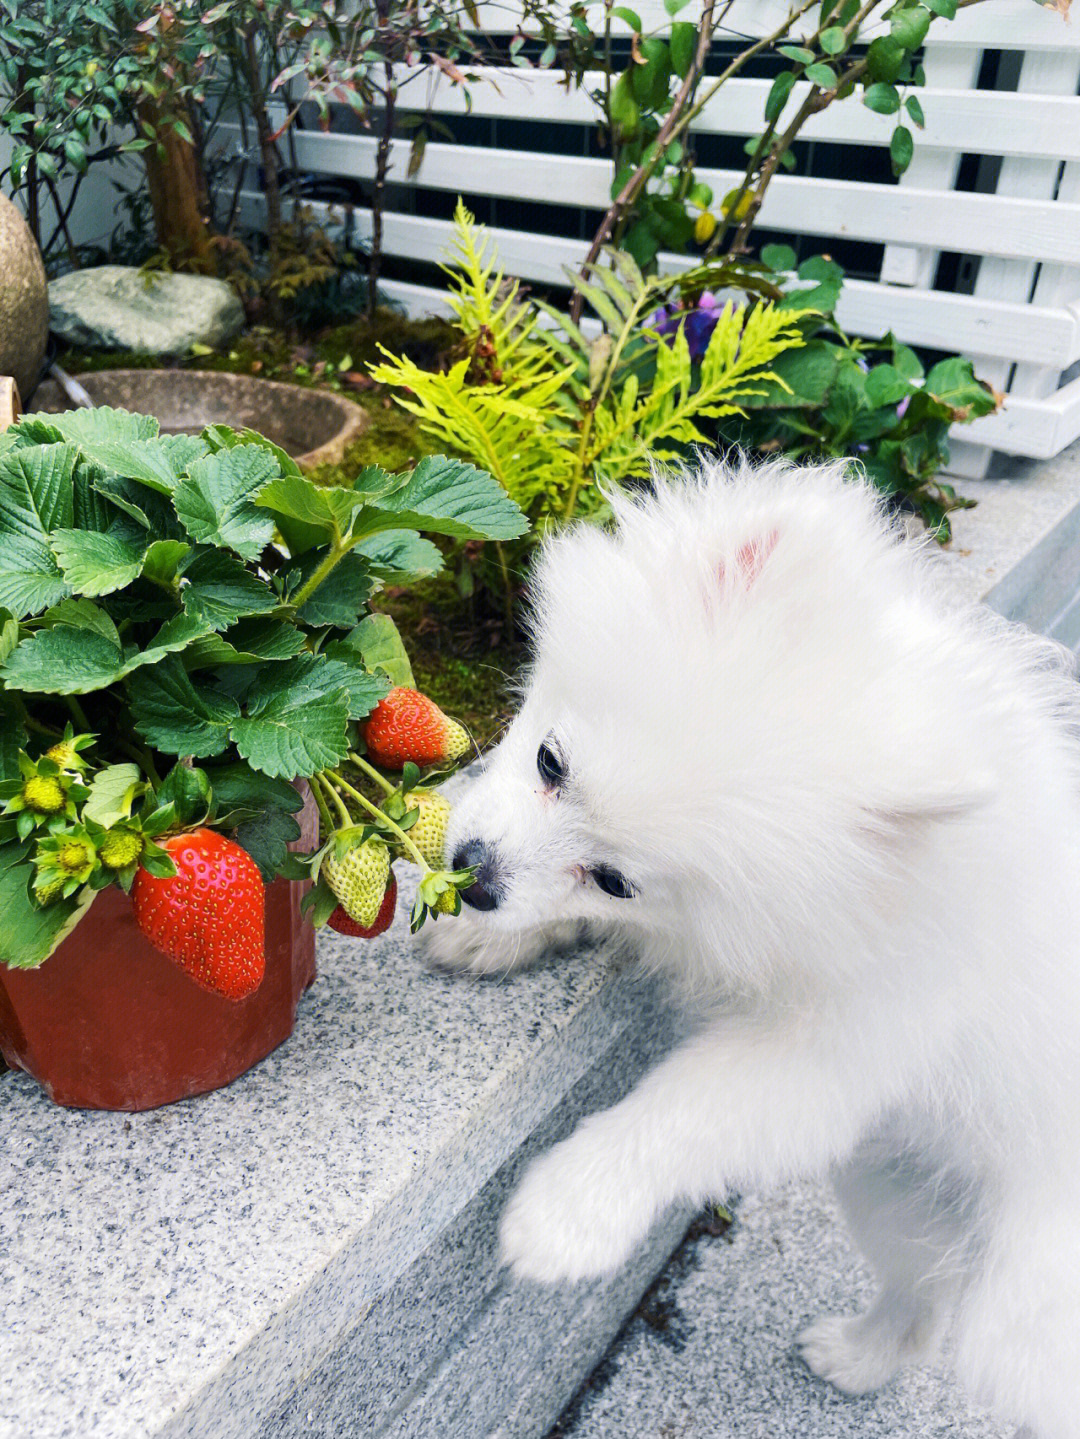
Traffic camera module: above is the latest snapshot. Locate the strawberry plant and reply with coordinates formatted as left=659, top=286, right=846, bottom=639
left=0, top=405, right=527, bottom=994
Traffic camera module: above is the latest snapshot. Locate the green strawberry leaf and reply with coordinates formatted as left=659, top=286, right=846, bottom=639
left=49, top=526, right=146, bottom=597
left=352, top=456, right=529, bottom=542
left=182, top=617, right=307, bottom=668
left=0, top=695, right=27, bottom=782
left=127, top=655, right=240, bottom=758
left=229, top=656, right=352, bottom=777
left=38, top=598, right=120, bottom=645
left=179, top=548, right=279, bottom=630
left=82, top=764, right=146, bottom=827
left=1, top=626, right=125, bottom=694
left=344, top=613, right=415, bottom=689
left=0, top=444, right=78, bottom=616
left=254, top=470, right=378, bottom=541
left=290, top=552, right=376, bottom=628
left=319, top=645, right=393, bottom=719
left=352, top=529, right=444, bottom=580
left=204, top=763, right=304, bottom=819
left=141, top=539, right=191, bottom=589
left=173, top=446, right=279, bottom=561
left=231, top=805, right=303, bottom=881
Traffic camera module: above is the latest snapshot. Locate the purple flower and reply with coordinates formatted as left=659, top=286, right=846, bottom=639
left=684, top=307, right=720, bottom=360
left=896, top=394, right=911, bottom=419
left=644, top=293, right=721, bottom=361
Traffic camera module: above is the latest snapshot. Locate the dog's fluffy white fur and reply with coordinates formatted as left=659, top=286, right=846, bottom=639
left=423, top=458, right=1080, bottom=1438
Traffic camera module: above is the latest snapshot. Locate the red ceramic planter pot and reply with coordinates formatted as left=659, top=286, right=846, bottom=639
left=0, top=790, right=318, bottom=1111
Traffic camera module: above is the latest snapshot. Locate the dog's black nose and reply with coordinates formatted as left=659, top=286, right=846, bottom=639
left=453, top=838, right=503, bottom=911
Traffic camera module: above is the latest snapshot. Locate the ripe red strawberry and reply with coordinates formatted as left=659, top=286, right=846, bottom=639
left=362, top=687, right=470, bottom=770
left=131, top=829, right=265, bottom=1001
left=327, top=871, right=397, bottom=938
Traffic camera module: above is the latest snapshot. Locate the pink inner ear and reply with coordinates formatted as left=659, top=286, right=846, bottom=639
left=734, top=528, right=779, bottom=585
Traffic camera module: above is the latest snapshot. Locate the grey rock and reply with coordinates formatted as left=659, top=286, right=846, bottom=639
left=0, top=193, right=48, bottom=396
left=48, top=265, right=244, bottom=356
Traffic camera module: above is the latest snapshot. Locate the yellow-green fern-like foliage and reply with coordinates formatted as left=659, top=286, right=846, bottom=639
left=369, top=200, right=808, bottom=531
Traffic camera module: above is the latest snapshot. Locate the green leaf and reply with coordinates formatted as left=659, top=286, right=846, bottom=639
left=231, top=806, right=303, bottom=882
left=0, top=843, right=97, bottom=971
left=39, top=598, right=120, bottom=645
left=925, top=0, right=956, bottom=15
left=819, top=24, right=848, bottom=53
left=127, top=656, right=240, bottom=758
left=179, top=549, right=278, bottom=630
left=865, top=363, right=913, bottom=407
left=805, top=62, right=838, bottom=89
left=905, top=94, right=926, bottom=128
left=20, top=408, right=192, bottom=492
left=890, top=123, right=914, bottom=175
left=49, top=526, right=145, bottom=597
left=354, top=455, right=529, bottom=541
left=229, top=658, right=352, bottom=778
left=764, top=70, right=796, bottom=122
left=0, top=444, right=76, bottom=617
left=669, top=21, right=697, bottom=78
left=611, top=5, right=642, bottom=28
left=890, top=6, right=932, bottom=48
left=1, top=626, right=126, bottom=695
left=285, top=552, right=375, bottom=628
left=892, top=342, right=925, bottom=381
left=183, top=618, right=307, bottom=668
left=778, top=45, right=816, bottom=64
left=345, top=613, right=415, bottom=689
left=319, top=645, right=393, bottom=719
left=141, top=539, right=191, bottom=588
left=82, top=764, right=145, bottom=827
left=761, top=243, right=797, bottom=272
left=155, top=761, right=212, bottom=826
left=254, top=470, right=368, bottom=540
left=863, top=81, right=900, bottom=114
left=173, top=446, right=280, bottom=561
left=866, top=35, right=905, bottom=82
left=351, top=529, right=444, bottom=580
left=205, top=765, right=304, bottom=821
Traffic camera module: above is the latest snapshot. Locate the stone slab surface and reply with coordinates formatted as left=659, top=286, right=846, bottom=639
left=548, top=1181, right=1013, bottom=1439
left=0, top=876, right=681, bottom=1439
left=48, top=266, right=244, bottom=356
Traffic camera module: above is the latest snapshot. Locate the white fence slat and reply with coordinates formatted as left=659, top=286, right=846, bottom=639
left=223, top=124, right=1080, bottom=267
left=952, top=47, right=1080, bottom=477
left=472, top=0, right=1077, bottom=49
left=393, top=66, right=1080, bottom=162
left=879, top=45, right=983, bottom=288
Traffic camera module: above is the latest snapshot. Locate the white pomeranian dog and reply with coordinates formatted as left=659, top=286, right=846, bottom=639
left=422, top=457, right=1080, bottom=1439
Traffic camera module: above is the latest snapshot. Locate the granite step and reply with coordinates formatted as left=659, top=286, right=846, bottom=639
left=546, top=1181, right=1013, bottom=1439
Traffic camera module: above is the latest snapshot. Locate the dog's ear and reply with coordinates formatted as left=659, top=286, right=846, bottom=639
left=868, top=771, right=997, bottom=826
left=718, top=529, right=779, bottom=593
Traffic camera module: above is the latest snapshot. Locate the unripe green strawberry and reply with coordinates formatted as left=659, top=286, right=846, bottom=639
left=323, top=837, right=391, bottom=928
left=100, top=829, right=144, bottom=871
left=327, top=872, right=398, bottom=938
left=35, top=874, right=68, bottom=906
left=362, top=687, right=470, bottom=770
left=23, top=774, right=66, bottom=815
left=398, top=790, right=451, bottom=868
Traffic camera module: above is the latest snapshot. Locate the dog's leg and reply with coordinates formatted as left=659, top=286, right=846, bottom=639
left=499, top=1009, right=911, bottom=1284
left=798, top=1141, right=970, bottom=1394
left=954, top=1198, right=1080, bottom=1439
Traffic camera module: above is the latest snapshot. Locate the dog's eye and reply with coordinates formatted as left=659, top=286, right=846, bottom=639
left=591, top=865, right=636, bottom=899
left=537, top=741, right=566, bottom=787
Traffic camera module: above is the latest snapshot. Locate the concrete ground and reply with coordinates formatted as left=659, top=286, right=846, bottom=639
left=546, top=1180, right=1013, bottom=1439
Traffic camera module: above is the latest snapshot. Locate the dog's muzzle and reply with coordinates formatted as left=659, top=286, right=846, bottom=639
left=453, top=838, right=504, bottom=911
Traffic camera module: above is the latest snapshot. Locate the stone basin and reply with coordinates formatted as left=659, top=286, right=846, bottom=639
left=28, top=368, right=369, bottom=469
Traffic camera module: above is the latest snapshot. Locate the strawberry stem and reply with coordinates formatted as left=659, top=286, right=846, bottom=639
left=315, top=771, right=353, bottom=830
left=347, top=751, right=396, bottom=796
left=326, top=768, right=431, bottom=873
left=310, top=773, right=336, bottom=835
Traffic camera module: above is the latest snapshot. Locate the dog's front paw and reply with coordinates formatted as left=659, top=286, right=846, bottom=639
left=798, top=1313, right=899, bottom=1395
left=498, top=1122, right=653, bottom=1284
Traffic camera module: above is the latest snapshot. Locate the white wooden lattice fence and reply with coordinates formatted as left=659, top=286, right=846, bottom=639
left=225, top=0, right=1080, bottom=476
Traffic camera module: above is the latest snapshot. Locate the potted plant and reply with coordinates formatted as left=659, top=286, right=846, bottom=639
left=0, top=402, right=526, bottom=1109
